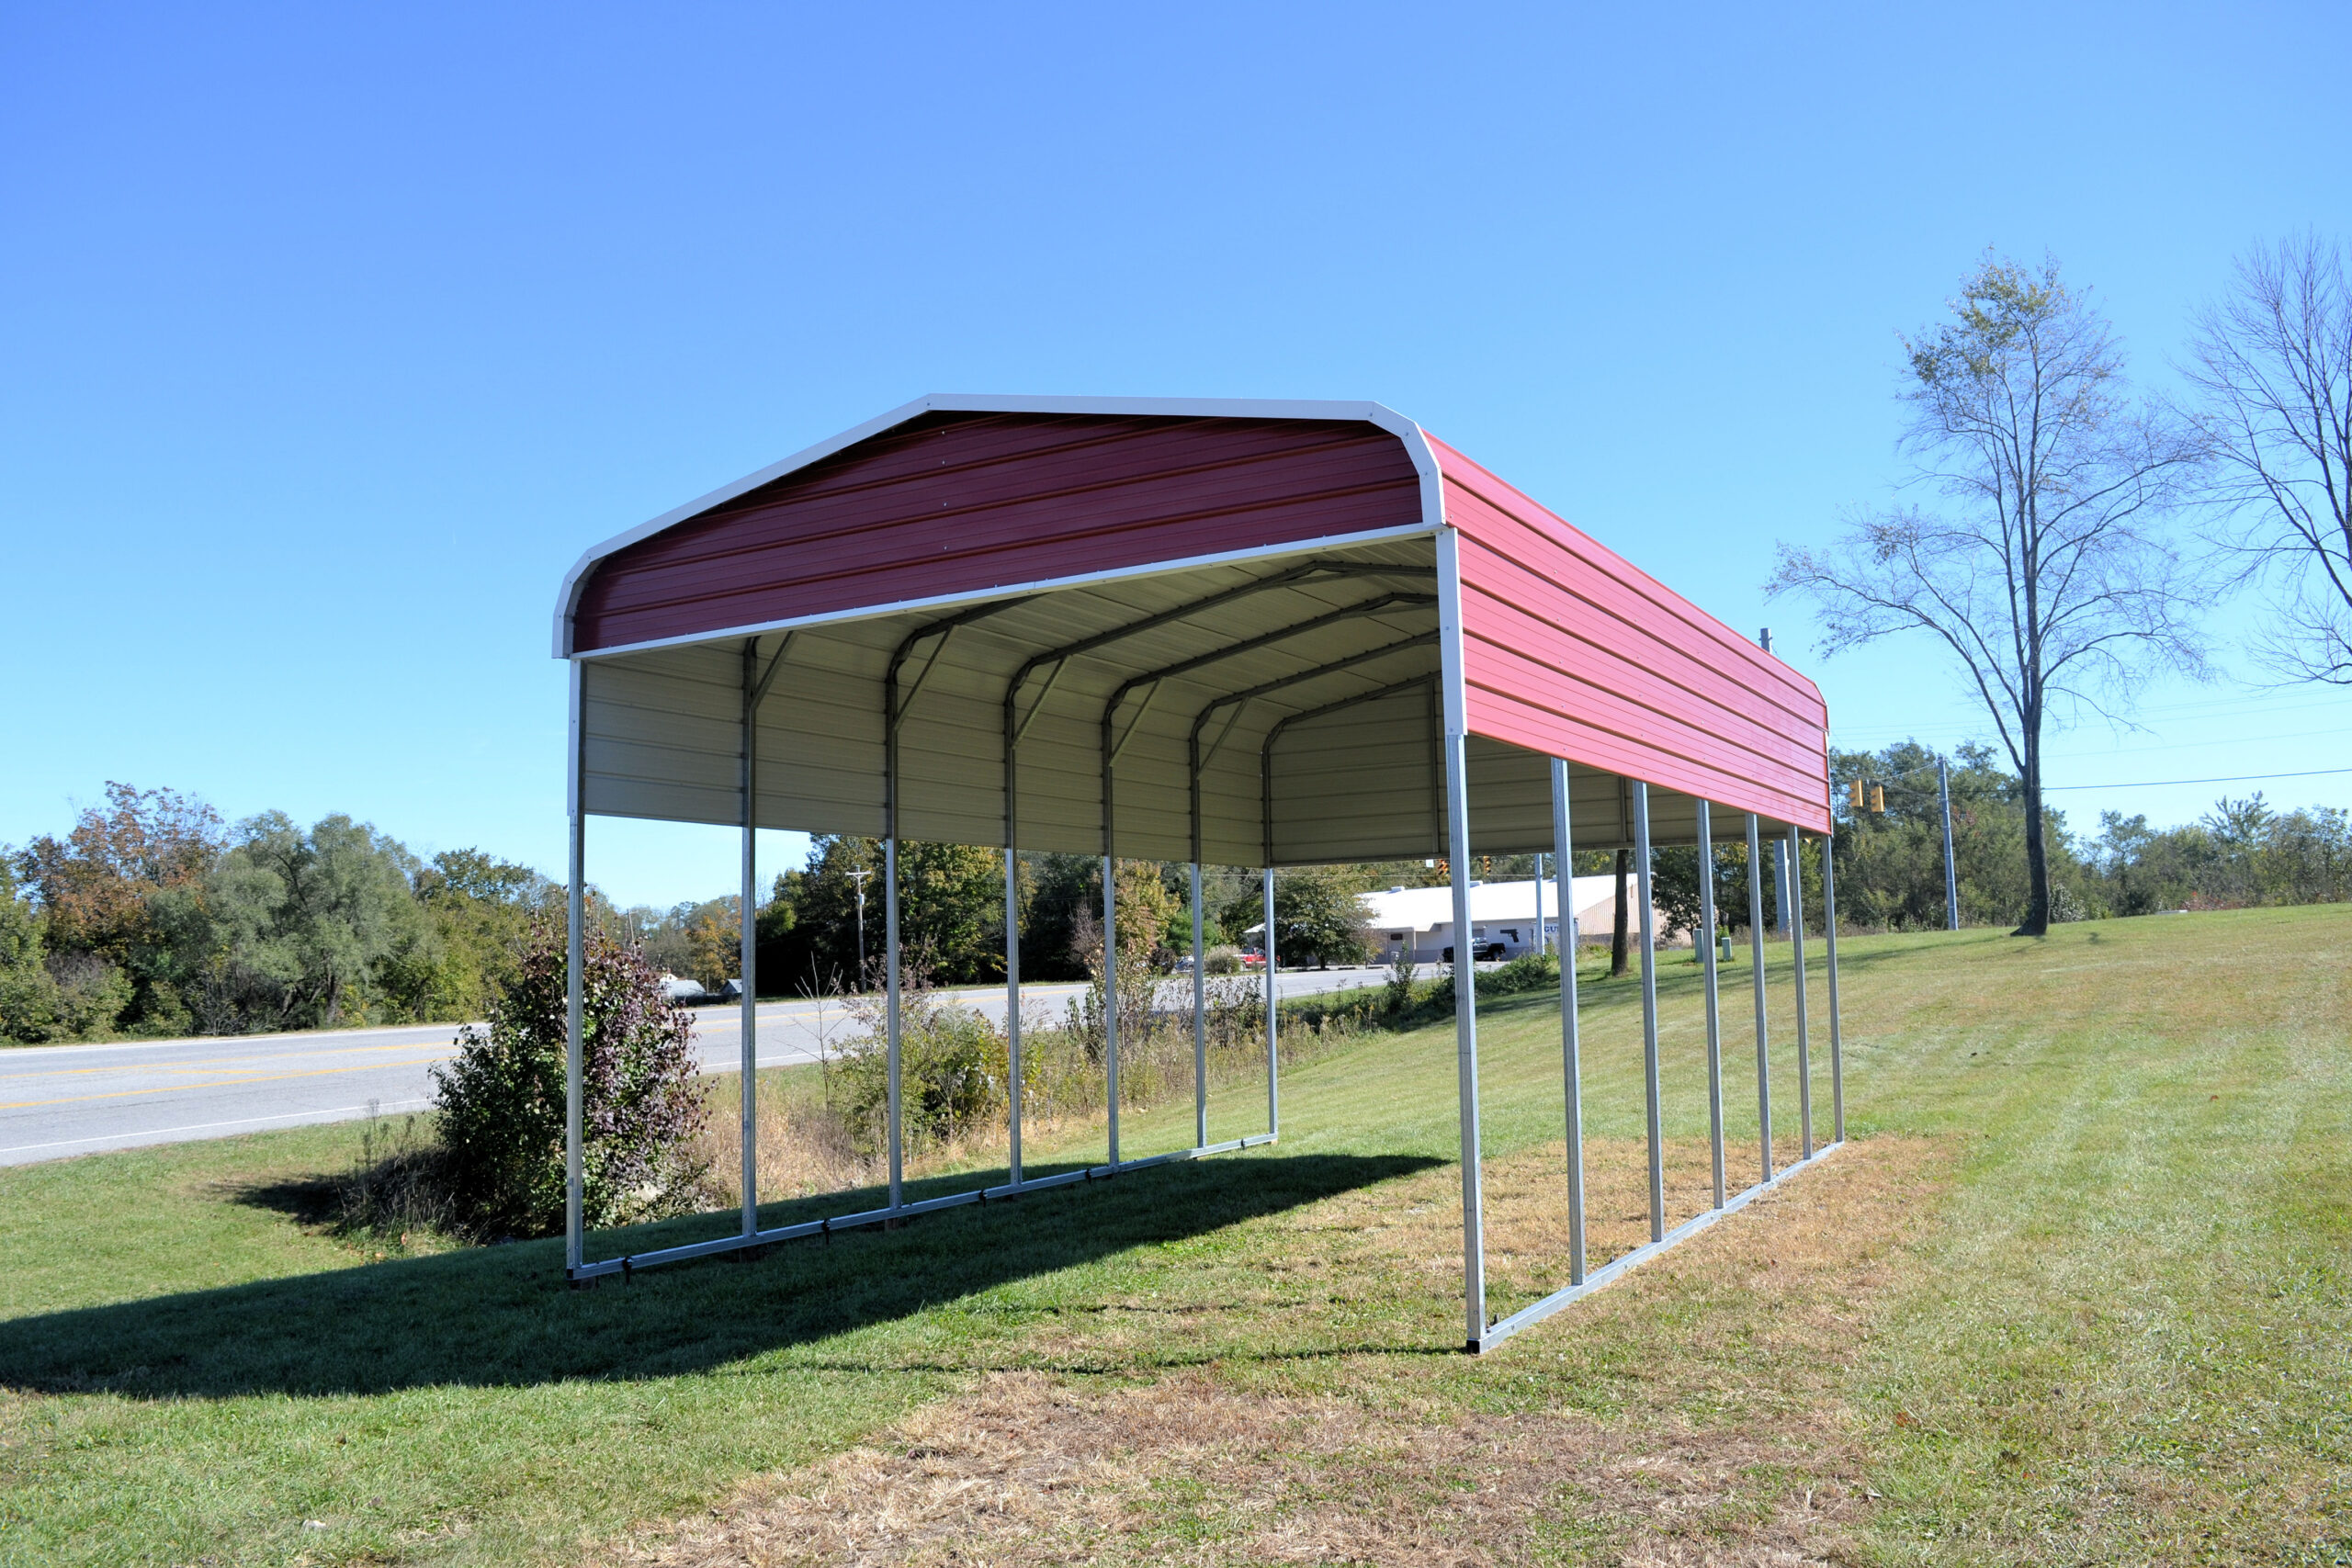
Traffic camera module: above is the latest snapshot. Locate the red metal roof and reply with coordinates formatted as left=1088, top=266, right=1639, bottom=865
left=560, top=397, right=1830, bottom=837
left=572, top=412, right=1425, bottom=654
left=1430, top=435, right=1830, bottom=832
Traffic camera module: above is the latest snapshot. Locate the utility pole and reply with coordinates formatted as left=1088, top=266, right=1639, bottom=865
left=849, top=867, right=872, bottom=987
left=1938, top=758, right=1959, bottom=931
left=1772, top=837, right=1792, bottom=936
left=1533, top=851, right=1546, bottom=955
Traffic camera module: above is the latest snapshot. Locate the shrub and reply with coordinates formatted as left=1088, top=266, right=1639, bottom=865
left=1489, top=951, right=1557, bottom=994
left=1202, top=944, right=1244, bottom=976
left=1384, top=954, right=1417, bottom=1016
left=835, top=988, right=1009, bottom=1156
left=433, top=920, right=710, bottom=1238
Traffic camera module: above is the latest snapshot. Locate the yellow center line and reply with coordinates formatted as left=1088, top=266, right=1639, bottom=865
left=0, top=1057, right=449, bottom=1111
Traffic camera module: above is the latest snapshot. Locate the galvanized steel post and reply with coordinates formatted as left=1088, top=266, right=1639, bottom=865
left=1551, top=756, right=1585, bottom=1284
left=1444, top=730, right=1483, bottom=1345
left=1696, top=798, right=1724, bottom=1210
left=1192, top=861, right=1207, bottom=1150
left=885, top=835, right=903, bottom=1209
left=1104, top=854, right=1120, bottom=1166
left=1005, top=844, right=1023, bottom=1186
left=1823, top=827, right=1845, bottom=1144
left=739, top=642, right=760, bottom=1238
left=1634, top=781, right=1665, bottom=1243
left=1747, top=812, right=1772, bottom=1182
left=1438, top=527, right=1485, bottom=1350
left=564, top=659, right=585, bottom=1277
left=1262, top=865, right=1278, bottom=1137
left=1788, top=824, right=1813, bottom=1161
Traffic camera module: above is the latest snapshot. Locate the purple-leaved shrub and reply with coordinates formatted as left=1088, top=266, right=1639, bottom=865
left=433, top=919, right=710, bottom=1237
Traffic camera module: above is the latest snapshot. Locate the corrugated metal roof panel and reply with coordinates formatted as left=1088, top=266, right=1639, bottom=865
left=562, top=399, right=1831, bottom=863
left=1429, top=434, right=1833, bottom=833
left=573, top=413, right=1426, bottom=652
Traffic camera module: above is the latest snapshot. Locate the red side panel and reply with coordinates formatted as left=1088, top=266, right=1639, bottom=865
left=572, top=413, right=1424, bottom=652
left=1431, top=436, right=1832, bottom=831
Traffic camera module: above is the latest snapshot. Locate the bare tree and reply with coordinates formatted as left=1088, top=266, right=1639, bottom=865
left=1769, top=254, right=2207, bottom=935
left=2181, top=233, right=2352, bottom=686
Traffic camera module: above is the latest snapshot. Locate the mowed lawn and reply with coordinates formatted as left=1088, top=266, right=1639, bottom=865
left=2, top=906, right=2346, bottom=1565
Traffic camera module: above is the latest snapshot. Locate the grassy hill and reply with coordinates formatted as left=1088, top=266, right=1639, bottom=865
left=2, top=905, right=2346, bottom=1564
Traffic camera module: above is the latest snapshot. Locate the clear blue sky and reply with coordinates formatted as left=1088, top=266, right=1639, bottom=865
left=4, top=3, right=2346, bottom=909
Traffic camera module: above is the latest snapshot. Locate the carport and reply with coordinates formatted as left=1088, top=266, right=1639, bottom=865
left=553, top=395, right=1843, bottom=1351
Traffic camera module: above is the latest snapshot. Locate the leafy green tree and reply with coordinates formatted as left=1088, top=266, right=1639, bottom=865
left=202, top=813, right=431, bottom=1030
left=1826, top=741, right=2101, bottom=931
left=0, top=863, right=60, bottom=1043
left=899, top=841, right=1008, bottom=982
left=374, top=849, right=559, bottom=1022
left=684, top=903, right=739, bottom=988
left=760, top=836, right=1009, bottom=992
left=12, top=782, right=223, bottom=1034
left=1234, top=866, right=1372, bottom=969
left=761, top=835, right=879, bottom=994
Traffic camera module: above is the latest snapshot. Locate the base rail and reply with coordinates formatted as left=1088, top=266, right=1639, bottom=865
left=568, top=1133, right=1278, bottom=1283
left=1472, top=1139, right=1844, bottom=1353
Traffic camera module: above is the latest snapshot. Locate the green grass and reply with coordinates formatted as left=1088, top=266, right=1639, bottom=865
left=2, top=907, right=2347, bottom=1563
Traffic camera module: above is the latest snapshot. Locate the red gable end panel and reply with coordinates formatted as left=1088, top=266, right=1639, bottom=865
left=572, top=412, right=1426, bottom=654
left=1430, top=435, right=1833, bottom=832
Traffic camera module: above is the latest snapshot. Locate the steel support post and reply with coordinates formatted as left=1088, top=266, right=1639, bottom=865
left=564, top=660, right=585, bottom=1276
left=1103, top=854, right=1120, bottom=1166
left=1823, top=827, right=1845, bottom=1145
left=1262, top=866, right=1279, bottom=1137
left=885, top=836, right=903, bottom=1209
left=1192, top=861, right=1207, bottom=1150
left=1788, top=825, right=1813, bottom=1161
left=1633, top=781, right=1665, bottom=1244
left=739, top=646, right=759, bottom=1238
left=1437, top=527, right=1485, bottom=1350
left=1696, top=799, right=1725, bottom=1210
left=1005, top=844, right=1023, bottom=1186
left=1746, top=812, right=1772, bottom=1182
left=1551, top=756, right=1585, bottom=1283
left=1445, top=729, right=1484, bottom=1346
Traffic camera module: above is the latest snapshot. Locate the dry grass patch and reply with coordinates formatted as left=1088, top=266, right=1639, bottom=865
left=611, top=1134, right=1954, bottom=1566
left=616, top=1374, right=1857, bottom=1568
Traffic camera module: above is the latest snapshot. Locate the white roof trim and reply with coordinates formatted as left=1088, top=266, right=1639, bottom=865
left=554, top=394, right=1447, bottom=658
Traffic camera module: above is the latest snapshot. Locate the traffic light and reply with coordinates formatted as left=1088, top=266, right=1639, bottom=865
left=1848, top=778, right=1865, bottom=810
left=1868, top=783, right=1886, bottom=814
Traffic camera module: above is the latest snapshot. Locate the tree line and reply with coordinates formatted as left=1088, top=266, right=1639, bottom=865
left=6, top=744, right=2345, bottom=1046
left=0, top=784, right=732, bottom=1044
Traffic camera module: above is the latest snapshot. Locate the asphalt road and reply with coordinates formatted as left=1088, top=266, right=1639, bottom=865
left=0, top=966, right=1396, bottom=1167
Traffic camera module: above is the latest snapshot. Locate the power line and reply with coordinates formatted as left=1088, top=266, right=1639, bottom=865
left=2039, top=766, right=2352, bottom=791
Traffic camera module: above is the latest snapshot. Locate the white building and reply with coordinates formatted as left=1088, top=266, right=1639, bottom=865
left=1243, top=876, right=1672, bottom=964
left=1346, top=876, right=1665, bottom=964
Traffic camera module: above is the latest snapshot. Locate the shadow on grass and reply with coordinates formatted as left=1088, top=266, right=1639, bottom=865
left=0, top=1152, right=1439, bottom=1400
